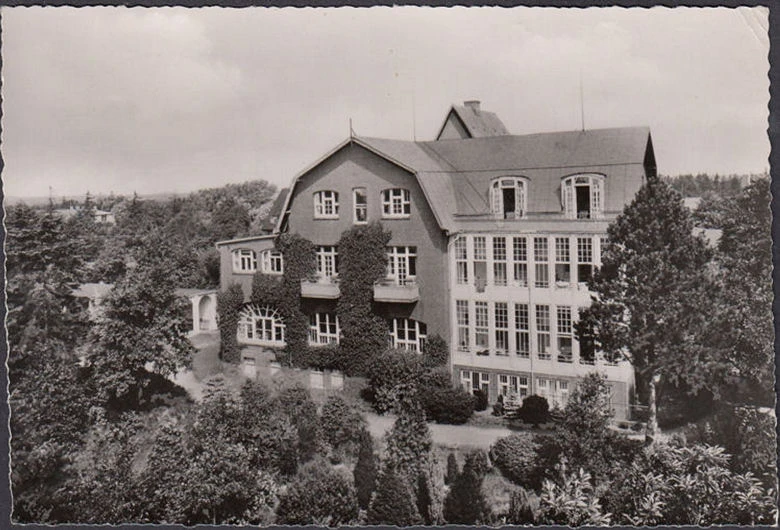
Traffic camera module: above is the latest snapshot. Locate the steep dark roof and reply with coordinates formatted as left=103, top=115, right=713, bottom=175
left=449, top=104, right=510, bottom=138
left=260, top=188, right=289, bottom=233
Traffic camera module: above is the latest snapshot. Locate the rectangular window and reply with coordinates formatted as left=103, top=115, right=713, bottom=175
left=555, top=237, right=571, bottom=285
left=577, top=237, right=593, bottom=284
left=495, top=302, right=509, bottom=355
left=309, top=313, right=340, bottom=345
left=535, top=304, right=551, bottom=359
left=455, top=237, right=469, bottom=285
left=353, top=188, right=367, bottom=224
left=392, top=318, right=426, bottom=352
left=314, top=190, right=339, bottom=219
left=382, top=188, right=411, bottom=218
left=475, top=301, right=489, bottom=350
left=557, top=306, right=573, bottom=363
left=460, top=370, right=471, bottom=392
left=534, top=237, right=549, bottom=288
left=493, top=237, right=507, bottom=286
left=233, top=249, right=257, bottom=273
left=316, top=246, right=338, bottom=279
left=480, top=372, right=490, bottom=393
left=514, top=303, right=530, bottom=358
left=512, top=236, right=528, bottom=287
left=499, top=374, right=510, bottom=396
left=558, top=380, right=570, bottom=406
left=456, top=300, right=470, bottom=352
left=517, top=375, right=529, bottom=398
left=387, top=246, right=417, bottom=285
left=474, top=237, right=487, bottom=291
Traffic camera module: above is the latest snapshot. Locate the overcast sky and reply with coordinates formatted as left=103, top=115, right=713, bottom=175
left=2, top=6, right=770, bottom=199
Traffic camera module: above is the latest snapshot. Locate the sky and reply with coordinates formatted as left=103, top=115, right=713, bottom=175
left=1, top=6, right=770, bottom=199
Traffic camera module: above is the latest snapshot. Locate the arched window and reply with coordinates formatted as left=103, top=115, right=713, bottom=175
left=237, top=305, right=285, bottom=346
left=490, top=178, right=526, bottom=219
left=232, top=248, right=257, bottom=273
left=381, top=188, right=411, bottom=218
left=260, top=249, right=284, bottom=275
left=390, top=318, right=427, bottom=352
left=313, top=190, right=340, bottom=219
left=561, top=174, right=604, bottom=219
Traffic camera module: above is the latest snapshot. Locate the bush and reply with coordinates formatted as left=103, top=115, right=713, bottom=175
left=421, top=334, right=448, bottom=368
left=365, top=348, right=425, bottom=413
left=353, top=430, right=377, bottom=510
left=368, top=465, right=422, bottom=526
left=489, top=433, right=542, bottom=490
left=320, top=395, right=366, bottom=460
left=520, top=395, right=549, bottom=426
left=445, top=453, right=459, bottom=485
left=421, top=365, right=452, bottom=389
left=216, top=283, right=244, bottom=363
left=422, top=386, right=474, bottom=424
left=473, top=389, right=489, bottom=411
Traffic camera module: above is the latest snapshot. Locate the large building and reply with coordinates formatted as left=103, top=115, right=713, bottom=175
left=216, top=101, right=656, bottom=419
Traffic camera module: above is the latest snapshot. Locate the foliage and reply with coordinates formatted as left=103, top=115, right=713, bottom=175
left=417, top=453, right=446, bottom=525
left=422, top=385, right=475, bottom=424
left=336, top=222, right=392, bottom=376
left=217, top=283, right=244, bottom=363
left=275, top=233, right=317, bottom=355
left=577, top=177, right=713, bottom=437
left=507, top=487, right=541, bottom=525
left=421, top=334, right=449, bottom=368
left=663, top=172, right=749, bottom=198
left=353, top=430, right=378, bottom=510
left=489, top=433, right=542, bottom=490
left=603, top=441, right=777, bottom=525
left=276, top=459, right=359, bottom=526
left=84, top=250, right=193, bottom=408
left=443, top=452, right=490, bottom=524
left=384, top=405, right=432, bottom=481
left=367, top=464, right=422, bottom=526
left=277, top=384, right=322, bottom=464
left=366, top=348, right=426, bottom=413
left=445, top=453, right=459, bottom=485
left=537, top=466, right=612, bottom=526
left=473, top=388, right=489, bottom=411
left=520, top=395, right=550, bottom=426
left=320, top=395, right=367, bottom=461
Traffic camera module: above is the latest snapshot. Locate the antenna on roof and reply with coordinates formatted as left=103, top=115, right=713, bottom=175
left=349, top=118, right=355, bottom=139
left=579, top=71, right=586, bottom=132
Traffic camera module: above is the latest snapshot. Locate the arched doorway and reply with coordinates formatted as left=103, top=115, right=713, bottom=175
left=198, top=294, right=217, bottom=331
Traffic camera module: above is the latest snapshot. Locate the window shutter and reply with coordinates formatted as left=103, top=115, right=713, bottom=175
left=563, top=179, right=575, bottom=218
left=516, top=182, right=525, bottom=218
left=591, top=179, right=603, bottom=218
left=491, top=182, right=501, bottom=216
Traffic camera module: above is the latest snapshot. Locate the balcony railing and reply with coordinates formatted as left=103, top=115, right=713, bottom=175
left=373, top=278, right=419, bottom=303
left=300, top=278, right=340, bottom=299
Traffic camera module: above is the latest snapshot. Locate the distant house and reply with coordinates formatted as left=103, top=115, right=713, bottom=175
left=54, top=206, right=116, bottom=225
left=215, top=100, right=657, bottom=420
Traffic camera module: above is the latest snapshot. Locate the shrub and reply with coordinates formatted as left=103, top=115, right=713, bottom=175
left=275, top=459, right=359, bottom=526
left=473, top=388, right=489, bottom=411
left=489, top=433, right=542, bottom=490
left=520, top=395, right=549, bottom=426
left=365, top=348, right=425, bottom=413
left=445, top=453, right=459, bottom=485
left=421, top=365, right=452, bottom=389
left=353, top=430, right=377, bottom=510
left=443, top=461, right=489, bottom=524
left=421, top=334, right=448, bottom=368
left=507, top=487, right=540, bottom=525
left=422, top=386, right=474, bottom=424
left=368, top=465, right=422, bottom=526
left=216, top=283, right=244, bottom=363
left=320, top=395, right=367, bottom=460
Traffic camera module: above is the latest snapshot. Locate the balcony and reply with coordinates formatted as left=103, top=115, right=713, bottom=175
left=373, top=278, right=419, bottom=303
left=300, top=279, right=340, bottom=299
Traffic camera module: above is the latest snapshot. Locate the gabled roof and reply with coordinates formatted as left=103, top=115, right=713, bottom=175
left=260, top=188, right=289, bottom=233
left=277, top=126, right=652, bottom=234
left=436, top=103, right=510, bottom=140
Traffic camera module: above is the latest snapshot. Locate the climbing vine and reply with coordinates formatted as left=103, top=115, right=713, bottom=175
left=217, top=283, right=244, bottom=363
left=336, top=222, right=392, bottom=376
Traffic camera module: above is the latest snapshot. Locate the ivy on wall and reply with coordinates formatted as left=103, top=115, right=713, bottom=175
left=336, top=222, right=392, bottom=376
left=217, top=283, right=245, bottom=363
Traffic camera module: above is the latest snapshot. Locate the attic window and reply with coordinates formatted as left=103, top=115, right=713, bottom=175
left=232, top=249, right=257, bottom=274
left=490, top=178, right=526, bottom=219
left=381, top=188, right=411, bottom=218
left=562, top=175, right=604, bottom=219
left=314, top=190, right=339, bottom=219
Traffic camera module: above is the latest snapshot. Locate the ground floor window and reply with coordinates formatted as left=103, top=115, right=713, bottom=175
left=390, top=318, right=427, bottom=352
left=308, top=312, right=340, bottom=345
left=237, top=305, right=285, bottom=346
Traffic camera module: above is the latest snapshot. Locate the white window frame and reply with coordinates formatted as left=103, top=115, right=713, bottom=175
left=514, top=303, right=530, bottom=358
left=232, top=248, right=257, bottom=274
left=308, top=312, right=340, bottom=345
left=314, top=190, right=340, bottom=219
left=577, top=237, right=594, bottom=285
left=387, top=246, right=417, bottom=285
left=557, top=306, right=573, bottom=363
left=475, top=301, right=489, bottom=350
left=490, top=177, right=527, bottom=219
left=381, top=188, right=411, bottom=218
left=390, top=318, right=427, bottom=352
left=237, top=305, right=285, bottom=346
left=512, top=236, right=528, bottom=287
left=353, top=187, right=368, bottom=224
left=533, top=237, right=549, bottom=288
left=460, top=369, right=472, bottom=392
left=260, top=249, right=284, bottom=275
left=554, top=237, right=571, bottom=286
left=316, top=246, right=338, bottom=280
left=474, top=236, right=487, bottom=291
left=456, top=300, right=470, bottom=352
left=562, top=174, right=605, bottom=219
left=455, top=237, right=469, bottom=285
left=535, top=304, right=551, bottom=360
left=495, top=302, right=509, bottom=355
left=493, top=236, right=508, bottom=286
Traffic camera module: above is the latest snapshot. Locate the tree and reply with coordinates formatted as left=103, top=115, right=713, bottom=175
left=320, top=395, right=367, bottom=461
left=443, top=454, right=489, bottom=524
left=577, top=177, right=713, bottom=440
left=353, top=429, right=378, bottom=510
left=367, top=465, right=422, bottom=526
left=277, top=384, right=322, bottom=463
left=445, top=453, right=459, bottom=485
left=84, top=251, right=193, bottom=408
left=519, top=394, right=549, bottom=427
left=384, top=405, right=432, bottom=481
left=217, top=283, right=245, bottom=363
left=276, top=459, right=359, bottom=526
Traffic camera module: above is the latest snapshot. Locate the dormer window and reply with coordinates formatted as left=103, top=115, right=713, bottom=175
left=562, top=174, right=604, bottom=219
left=381, top=188, right=411, bottom=218
left=232, top=249, right=257, bottom=273
left=314, top=190, right=339, bottom=219
left=490, top=178, right=526, bottom=219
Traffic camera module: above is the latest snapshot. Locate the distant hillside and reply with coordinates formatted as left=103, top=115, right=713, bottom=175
left=5, top=191, right=185, bottom=207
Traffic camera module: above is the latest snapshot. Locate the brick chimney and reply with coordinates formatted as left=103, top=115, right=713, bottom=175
left=464, top=100, right=481, bottom=112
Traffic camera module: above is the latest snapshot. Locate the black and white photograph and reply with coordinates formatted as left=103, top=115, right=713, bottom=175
left=3, top=5, right=776, bottom=526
